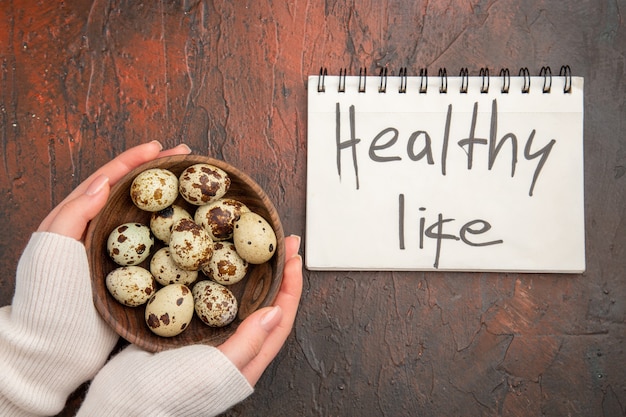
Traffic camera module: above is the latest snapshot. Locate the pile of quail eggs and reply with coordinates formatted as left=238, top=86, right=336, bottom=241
left=105, top=163, right=277, bottom=338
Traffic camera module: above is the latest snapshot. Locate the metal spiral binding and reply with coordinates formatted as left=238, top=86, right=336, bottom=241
left=479, top=67, right=490, bottom=93
left=317, top=67, right=327, bottom=92
left=398, top=67, right=408, bottom=93
left=559, top=65, right=572, bottom=93
left=519, top=67, right=531, bottom=93
left=459, top=67, right=469, bottom=93
left=499, top=68, right=510, bottom=93
left=315, top=66, right=573, bottom=94
left=540, top=66, right=552, bottom=93
left=358, top=67, right=367, bottom=93
left=438, top=68, right=448, bottom=93
left=378, top=67, right=388, bottom=93
left=338, top=68, right=347, bottom=93
left=419, top=68, right=428, bottom=93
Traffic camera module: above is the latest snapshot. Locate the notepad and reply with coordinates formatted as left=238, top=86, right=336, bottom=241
left=305, top=68, right=585, bottom=272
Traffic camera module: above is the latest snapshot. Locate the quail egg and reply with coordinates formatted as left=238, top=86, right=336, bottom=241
left=105, top=266, right=156, bottom=307
left=178, top=163, right=230, bottom=205
left=150, top=247, right=199, bottom=286
left=130, top=168, right=179, bottom=212
left=233, top=212, right=277, bottom=264
left=202, top=242, right=248, bottom=285
left=145, top=284, right=194, bottom=337
left=192, top=280, right=238, bottom=327
left=169, top=218, right=213, bottom=271
left=150, top=204, right=193, bottom=244
left=107, top=222, right=154, bottom=266
left=194, top=198, right=250, bottom=241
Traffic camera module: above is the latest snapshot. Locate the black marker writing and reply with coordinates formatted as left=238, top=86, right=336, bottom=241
left=335, top=99, right=557, bottom=196
left=458, top=101, right=488, bottom=169
left=524, top=130, right=556, bottom=197
left=488, top=99, right=518, bottom=177
left=336, top=103, right=361, bottom=189
left=398, top=193, right=504, bottom=268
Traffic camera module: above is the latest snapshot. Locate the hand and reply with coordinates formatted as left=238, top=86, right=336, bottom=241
left=37, top=141, right=191, bottom=240
left=218, top=234, right=303, bottom=386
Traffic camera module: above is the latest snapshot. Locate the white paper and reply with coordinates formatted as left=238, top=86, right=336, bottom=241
left=306, top=74, right=585, bottom=272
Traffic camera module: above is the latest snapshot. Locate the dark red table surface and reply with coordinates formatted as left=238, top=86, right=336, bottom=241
left=1, top=2, right=624, bottom=416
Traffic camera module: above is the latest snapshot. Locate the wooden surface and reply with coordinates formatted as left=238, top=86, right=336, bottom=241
left=1, top=1, right=624, bottom=416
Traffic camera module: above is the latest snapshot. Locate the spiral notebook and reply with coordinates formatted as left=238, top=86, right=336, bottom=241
left=305, top=66, right=585, bottom=272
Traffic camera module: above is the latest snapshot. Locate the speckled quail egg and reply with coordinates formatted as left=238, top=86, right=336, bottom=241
left=192, top=280, right=238, bottom=327
left=107, top=222, right=154, bottom=266
left=194, top=198, right=250, bottom=241
left=233, top=212, right=277, bottom=264
left=145, top=284, right=194, bottom=337
left=106, top=266, right=156, bottom=307
left=130, top=168, right=179, bottom=212
left=150, top=247, right=199, bottom=286
left=178, top=163, right=230, bottom=205
left=150, top=204, right=193, bottom=244
left=169, top=218, right=213, bottom=271
left=201, top=241, right=249, bottom=285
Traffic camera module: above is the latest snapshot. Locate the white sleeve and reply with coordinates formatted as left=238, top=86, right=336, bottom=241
left=0, top=232, right=119, bottom=417
left=77, top=344, right=254, bottom=417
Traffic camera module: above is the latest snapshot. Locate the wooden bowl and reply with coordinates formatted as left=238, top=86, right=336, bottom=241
left=85, top=155, right=285, bottom=352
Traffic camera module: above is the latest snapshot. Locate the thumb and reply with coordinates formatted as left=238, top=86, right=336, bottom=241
left=42, top=175, right=111, bottom=240
left=218, top=305, right=283, bottom=376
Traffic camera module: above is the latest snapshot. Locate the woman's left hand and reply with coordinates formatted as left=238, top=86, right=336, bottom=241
left=37, top=141, right=191, bottom=240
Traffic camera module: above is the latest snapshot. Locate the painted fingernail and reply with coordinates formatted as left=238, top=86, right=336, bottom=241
left=260, top=306, right=282, bottom=331
left=85, top=175, right=109, bottom=196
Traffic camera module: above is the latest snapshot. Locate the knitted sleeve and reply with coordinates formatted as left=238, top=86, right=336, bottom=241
left=77, top=344, right=254, bottom=416
left=0, top=232, right=119, bottom=417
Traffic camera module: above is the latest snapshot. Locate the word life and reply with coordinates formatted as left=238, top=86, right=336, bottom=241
left=398, top=194, right=503, bottom=269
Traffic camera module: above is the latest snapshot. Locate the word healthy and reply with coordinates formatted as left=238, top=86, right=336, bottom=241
left=335, top=98, right=557, bottom=197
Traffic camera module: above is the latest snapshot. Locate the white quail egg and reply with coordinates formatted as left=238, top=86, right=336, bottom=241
left=105, top=266, right=156, bottom=307
left=194, top=198, right=250, bottom=241
left=202, top=241, right=248, bottom=285
left=150, top=247, right=199, bottom=286
left=130, top=168, right=178, bottom=212
left=178, top=163, right=230, bottom=205
left=145, top=284, right=194, bottom=337
left=150, top=204, right=193, bottom=244
left=169, top=218, right=213, bottom=271
left=233, top=212, right=277, bottom=264
left=192, top=280, right=238, bottom=327
left=107, top=222, right=154, bottom=266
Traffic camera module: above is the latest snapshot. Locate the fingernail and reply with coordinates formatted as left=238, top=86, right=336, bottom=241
left=177, top=143, right=192, bottom=153
left=289, top=234, right=301, bottom=255
left=150, top=140, right=164, bottom=150
left=85, top=175, right=109, bottom=196
left=260, top=306, right=282, bottom=331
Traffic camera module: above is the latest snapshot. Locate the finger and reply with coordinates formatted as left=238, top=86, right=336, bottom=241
left=88, top=142, right=190, bottom=186
left=44, top=175, right=111, bottom=240
left=85, top=140, right=164, bottom=188
left=239, top=253, right=303, bottom=385
left=157, top=143, right=192, bottom=158
left=218, top=235, right=303, bottom=386
left=263, top=235, right=303, bottom=320
left=284, top=234, right=301, bottom=260
left=98, top=142, right=190, bottom=185
left=218, top=305, right=284, bottom=374
left=38, top=141, right=162, bottom=231
left=38, top=141, right=190, bottom=232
